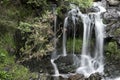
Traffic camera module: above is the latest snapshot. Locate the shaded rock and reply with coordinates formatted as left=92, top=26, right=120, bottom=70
left=86, top=73, right=102, bottom=80
left=107, top=0, right=120, bottom=6
left=21, top=55, right=54, bottom=74
left=68, top=73, right=102, bottom=80
left=54, top=54, right=77, bottom=73
left=105, top=21, right=120, bottom=45
left=103, top=8, right=120, bottom=20
left=88, top=6, right=100, bottom=12
left=104, top=56, right=120, bottom=78
left=68, top=74, right=85, bottom=80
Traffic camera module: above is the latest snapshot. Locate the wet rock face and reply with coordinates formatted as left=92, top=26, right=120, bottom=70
left=103, top=0, right=120, bottom=46
left=103, top=8, right=120, bottom=20
left=68, top=73, right=102, bottom=80
left=54, top=54, right=77, bottom=73
left=21, top=55, right=54, bottom=74
left=68, top=74, right=85, bottom=80
left=104, top=56, right=120, bottom=78
left=86, top=73, right=102, bottom=80
left=105, top=21, right=120, bottom=44
left=107, top=0, right=120, bottom=6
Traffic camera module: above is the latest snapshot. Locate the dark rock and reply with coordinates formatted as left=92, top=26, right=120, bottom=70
left=21, top=55, right=54, bottom=74
left=105, top=21, right=120, bottom=45
left=68, top=73, right=102, bottom=80
left=68, top=74, right=85, bottom=80
left=55, top=54, right=74, bottom=64
left=88, top=6, right=100, bottom=12
left=104, top=56, right=120, bottom=78
left=86, top=73, right=102, bottom=80
left=54, top=54, right=77, bottom=73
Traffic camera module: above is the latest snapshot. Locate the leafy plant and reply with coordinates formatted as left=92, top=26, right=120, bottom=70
left=65, top=0, right=93, bottom=8
left=15, top=21, right=54, bottom=61
left=0, top=71, right=13, bottom=80
left=0, top=49, right=6, bottom=63
left=18, top=22, right=32, bottom=33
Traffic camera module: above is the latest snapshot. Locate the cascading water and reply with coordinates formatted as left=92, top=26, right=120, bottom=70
left=63, top=17, right=68, bottom=56
left=76, top=2, right=106, bottom=77
left=50, top=1, right=108, bottom=79
left=50, top=5, right=60, bottom=76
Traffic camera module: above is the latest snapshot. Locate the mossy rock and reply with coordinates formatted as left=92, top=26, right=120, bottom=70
left=113, top=28, right=120, bottom=37
left=105, top=41, right=120, bottom=59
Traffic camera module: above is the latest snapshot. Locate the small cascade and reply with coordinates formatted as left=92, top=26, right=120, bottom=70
left=51, top=5, right=60, bottom=76
left=62, top=17, right=68, bottom=56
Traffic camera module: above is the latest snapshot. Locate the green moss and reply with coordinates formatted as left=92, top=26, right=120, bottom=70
left=67, top=38, right=83, bottom=53
left=106, top=41, right=117, bottom=54
left=105, top=41, right=120, bottom=56
left=113, top=28, right=120, bottom=36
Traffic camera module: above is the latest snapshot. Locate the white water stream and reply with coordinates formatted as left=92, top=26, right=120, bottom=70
left=50, top=6, right=60, bottom=76
left=76, top=2, right=106, bottom=77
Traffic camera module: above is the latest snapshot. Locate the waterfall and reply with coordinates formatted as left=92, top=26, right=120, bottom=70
left=50, top=5, right=60, bottom=76
left=76, top=2, right=106, bottom=77
left=63, top=17, right=68, bottom=56
left=51, top=2, right=106, bottom=78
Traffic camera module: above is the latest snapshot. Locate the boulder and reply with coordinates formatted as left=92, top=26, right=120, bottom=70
left=103, top=8, right=120, bottom=20
left=105, top=21, right=120, bottom=45
left=86, top=73, right=102, bottom=80
left=68, top=73, right=102, bottom=80
left=68, top=74, right=85, bottom=80
left=107, top=0, right=120, bottom=6
left=54, top=54, right=77, bottom=73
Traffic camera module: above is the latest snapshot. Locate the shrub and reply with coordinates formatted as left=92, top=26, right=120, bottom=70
left=65, top=0, right=93, bottom=8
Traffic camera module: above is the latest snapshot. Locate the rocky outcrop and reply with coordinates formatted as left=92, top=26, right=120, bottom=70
left=54, top=54, right=77, bottom=73
left=107, top=0, right=120, bottom=6
left=103, top=8, right=120, bottom=20
left=68, top=74, right=85, bottom=80
left=102, top=0, right=120, bottom=45
left=68, top=73, right=102, bottom=80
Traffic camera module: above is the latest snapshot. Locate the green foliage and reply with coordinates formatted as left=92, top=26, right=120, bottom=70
left=27, top=0, right=49, bottom=14
left=57, top=5, right=68, bottom=19
left=0, top=33, right=15, bottom=49
left=16, top=21, right=54, bottom=61
left=113, top=28, right=120, bottom=36
left=105, top=41, right=120, bottom=56
left=0, top=0, right=10, bottom=5
left=27, top=0, right=47, bottom=7
left=65, top=0, right=93, bottom=8
left=67, top=38, right=83, bottom=53
left=107, top=42, right=117, bottom=54
left=0, top=71, right=13, bottom=80
left=9, top=65, right=37, bottom=80
left=0, top=48, right=7, bottom=63
left=0, top=47, right=37, bottom=80
left=18, top=22, right=32, bottom=33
